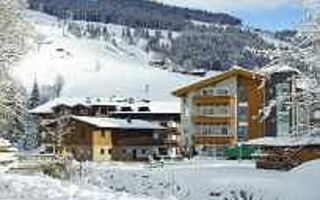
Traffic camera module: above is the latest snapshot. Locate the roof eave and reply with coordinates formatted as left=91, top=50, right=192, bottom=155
left=172, top=67, right=264, bottom=97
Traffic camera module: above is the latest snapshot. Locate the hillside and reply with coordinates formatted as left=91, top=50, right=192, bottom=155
left=13, top=11, right=197, bottom=101
left=27, top=0, right=241, bottom=31
left=26, top=0, right=280, bottom=72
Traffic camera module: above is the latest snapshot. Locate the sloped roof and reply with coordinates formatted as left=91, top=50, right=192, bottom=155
left=72, top=116, right=165, bottom=130
left=30, top=97, right=122, bottom=114
left=173, top=66, right=264, bottom=97
left=30, top=97, right=180, bottom=115
left=259, top=64, right=302, bottom=75
left=114, top=101, right=180, bottom=114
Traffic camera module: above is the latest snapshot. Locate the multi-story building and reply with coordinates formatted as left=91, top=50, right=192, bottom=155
left=260, top=65, right=302, bottom=137
left=30, top=97, right=182, bottom=160
left=173, top=66, right=265, bottom=158
left=57, top=116, right=168, bottom=161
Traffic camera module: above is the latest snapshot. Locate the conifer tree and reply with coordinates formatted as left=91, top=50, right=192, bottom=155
left=25, top=79, right=41, bottom=149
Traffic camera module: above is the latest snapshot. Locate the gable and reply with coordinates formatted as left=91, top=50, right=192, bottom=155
left=173, top=66, right=264, bottom=97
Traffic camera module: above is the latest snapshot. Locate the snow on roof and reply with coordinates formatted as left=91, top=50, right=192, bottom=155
left=30, top=97, right=180, bottom=114
left=246, top=136, right=320, bottom=147
left=147, top=101, right=180, bottom=113
left=117, top=101, right=180, bottom=114
left=72, top=116, right=165, bottom=130
left=260, top=64, right=301, bottom=75
left=30, top=97, right=121, bottom=114
left=173, top=66, right=264, bottom=96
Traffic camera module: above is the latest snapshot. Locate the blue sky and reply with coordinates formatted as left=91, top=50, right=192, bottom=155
left=232, top=4, right=302, bottom=30
left=152, top=0, right=302, bottom=31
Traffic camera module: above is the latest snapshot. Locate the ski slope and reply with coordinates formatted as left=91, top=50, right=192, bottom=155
left=13, top=11, right=195, bottom=101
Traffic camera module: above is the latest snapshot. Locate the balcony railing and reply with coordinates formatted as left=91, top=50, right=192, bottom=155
left=192, top=116, right=235, bottom=124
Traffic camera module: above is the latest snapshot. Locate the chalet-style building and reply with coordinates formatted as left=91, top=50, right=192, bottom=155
left=55, top=116, right=172, bottom=161
left=173, top=66, right=265, bottom=158
left=31, top=97, right=181, bottom=128
left=30, top=97, right=182, bottom=160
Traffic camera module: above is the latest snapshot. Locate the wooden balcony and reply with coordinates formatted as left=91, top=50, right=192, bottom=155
left=114, top=138, right=166, bottom=146
left=192, top=116, right=235, bottom=124
left=193, top=96, right=236, bottom=105
left=193, top=134, right=236, bottom=146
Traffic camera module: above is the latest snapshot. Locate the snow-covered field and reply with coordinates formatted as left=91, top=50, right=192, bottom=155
left=13, top=11, right=195, bottom=101
left=0, top=173, right=153, bottom=200
left=1, top=160, right=320, bottom=200
left=77, top=160, right=320, bottom=200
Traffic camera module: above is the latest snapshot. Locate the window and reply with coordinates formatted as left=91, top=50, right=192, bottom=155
left=108, top=149, right=112, bottom=154
left=101, top=107, right=108, bottom=115
left=100, top=149, right=105, bottom=155
left=200, top=145, right=226, bottom=158
left=198, top=104, right=230, bottom=116
left=238, top=126, right=248, bottom=141
left=202, top=89, right=214, bottom=96
left=198, top=124, right=230, bottom=136
left=138, top=106, right=150, bottom=112
left=276, top=83, right=290, bottom=95
left=121, top=106, right=133, bottom=112
left=215, top=88, right=229, bottom=95
left=141, top=149, right=146, bottom=154
left=238, top=104, right=248, bottom=122
left=160, top=122, right=168, bottom=127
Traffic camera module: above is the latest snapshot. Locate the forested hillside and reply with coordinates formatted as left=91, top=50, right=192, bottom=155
left=27, top=0, right=241, bottom=31
left=27, top=0, right=276, bottom=72
left=151, top=25, right=273, bottom=71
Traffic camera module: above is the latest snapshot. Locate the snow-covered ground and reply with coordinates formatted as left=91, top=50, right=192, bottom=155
left=12, top=11, right=196, bottom=101
left=0, top=173, right=153, bottom=200
left=69, top=160, right=320, bottom=200
left=1, top=159, right=320, bottom=200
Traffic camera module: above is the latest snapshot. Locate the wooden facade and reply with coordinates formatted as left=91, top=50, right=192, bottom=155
left=58, top=117, right=177, bottom=161
left=173, top=66, right=265, bottom=157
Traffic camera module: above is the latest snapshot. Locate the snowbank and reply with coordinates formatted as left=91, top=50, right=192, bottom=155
left=291, top=159, right=320, bottom=174
left=0, top=173, right=154, bottom=200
